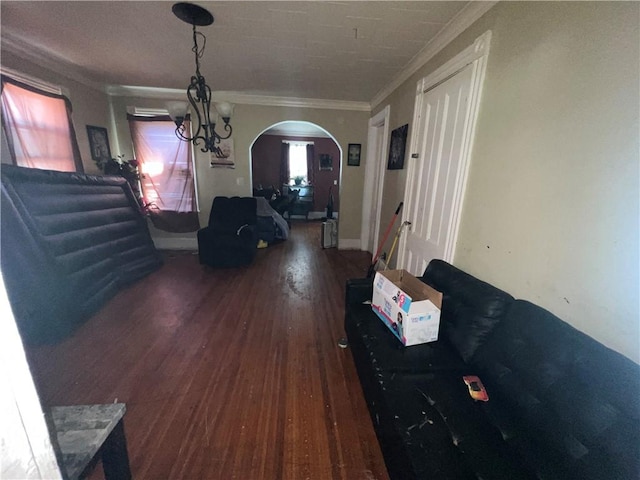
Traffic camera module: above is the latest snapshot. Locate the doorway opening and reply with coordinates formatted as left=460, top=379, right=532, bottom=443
left=250, top=121, right=342, bottom=223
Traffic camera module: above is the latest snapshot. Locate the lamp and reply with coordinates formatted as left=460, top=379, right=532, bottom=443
left=169, top=2, right=233, bottom=157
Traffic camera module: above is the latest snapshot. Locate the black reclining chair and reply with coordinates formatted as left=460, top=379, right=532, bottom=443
left=197, top=196, right=258, bottom=267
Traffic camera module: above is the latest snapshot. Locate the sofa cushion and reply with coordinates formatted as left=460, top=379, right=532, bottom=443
left=471, top=300, right=640, bottom=480
left=345, top=303, right=467, bottom=373
left=422, top=259, right=514, bottom=362
left=377, top=371, right=534, bottom=480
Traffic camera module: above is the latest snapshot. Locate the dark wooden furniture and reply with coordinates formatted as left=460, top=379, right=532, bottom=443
left=284, top=184, right=313, bottom=220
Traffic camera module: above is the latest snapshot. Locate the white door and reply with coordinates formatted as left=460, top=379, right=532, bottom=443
left=401, top=63, right=476, bottom=275
left=397, top=31, right=490, bottom=274
left=404, top=65, right=472, bottom=275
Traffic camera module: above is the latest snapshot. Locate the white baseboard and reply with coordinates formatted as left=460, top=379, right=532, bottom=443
left=338, top=238, right=362, bottom=250
left=151, top=225, right=355, bottom=251
left=152, top=237, right=198, bottom=251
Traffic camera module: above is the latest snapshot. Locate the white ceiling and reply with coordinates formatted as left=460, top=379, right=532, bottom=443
left=0, top=1, right=477, bottom=104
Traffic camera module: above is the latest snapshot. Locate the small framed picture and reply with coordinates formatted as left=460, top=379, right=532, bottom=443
left=388, top=124, right=408, bottom=170
left=86, top=125, right=112, bottom=164
left=319, top=153, right=333, bottom=171
left=347, top=143, right=361, bottom=166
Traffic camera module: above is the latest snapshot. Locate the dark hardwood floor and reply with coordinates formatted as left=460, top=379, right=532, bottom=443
left=26, top=221, right=389, bottom=480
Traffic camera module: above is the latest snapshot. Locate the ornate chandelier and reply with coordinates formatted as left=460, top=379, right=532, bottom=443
left=168, top=2, right=233, bottom=157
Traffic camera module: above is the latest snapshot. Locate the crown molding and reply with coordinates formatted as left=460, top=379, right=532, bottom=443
left=0, top=66, right=63, bottom=95
left=105, top=85, right=185, bottom=99
left=105, top=85, right=371, bottom=112
left=1, top=31, right=104, bottom=92
left=219, top=92, right=371, bottom=112
left=370, top=0, right=498, bottom=108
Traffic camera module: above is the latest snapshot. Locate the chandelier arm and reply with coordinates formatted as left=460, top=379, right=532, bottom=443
left=214, top=123, right=232, bottom=140
left=199, top=81, right=214, bottom=148
left=183, top=78, right=204, bottom=140
left=175, top=123, right=191, bottom=142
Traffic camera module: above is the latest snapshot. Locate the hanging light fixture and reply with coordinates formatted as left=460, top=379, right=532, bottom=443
left=168, top=2, right=233, bottom=157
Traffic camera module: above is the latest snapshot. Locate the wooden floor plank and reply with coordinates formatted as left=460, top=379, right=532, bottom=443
left=26, top=221, right=388, bottom=479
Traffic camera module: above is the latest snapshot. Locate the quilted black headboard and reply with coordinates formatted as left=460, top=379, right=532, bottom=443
left=1, top=165, right=163, bottom=343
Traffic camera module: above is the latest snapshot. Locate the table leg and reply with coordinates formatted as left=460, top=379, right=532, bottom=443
left=101, top=419, right=132, bottom=480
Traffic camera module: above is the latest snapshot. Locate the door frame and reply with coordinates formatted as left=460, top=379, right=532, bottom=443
left=0, top=273, right=62, bottom=478
left=399, top=31, right=491, bottom=267
left=361, top=105, right=391, bottom=252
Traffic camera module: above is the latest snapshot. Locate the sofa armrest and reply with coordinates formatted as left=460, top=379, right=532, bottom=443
left=345, top=277, right=374, bottom=307
left=236, top=223, right=257, bottom=241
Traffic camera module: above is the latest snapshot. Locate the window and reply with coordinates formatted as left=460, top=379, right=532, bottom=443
left=128, top=115, right=197, bottom=213
left=128, top=115, right=200, bottom=233
left=281, top=141, right=314, bottom=187
left=1, top=76, right=82, bottom=172
left=288, top=143, right=309, bottom=183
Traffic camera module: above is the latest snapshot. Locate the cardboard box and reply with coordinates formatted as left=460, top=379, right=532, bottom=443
left=371, top=270, right=442, bottom=346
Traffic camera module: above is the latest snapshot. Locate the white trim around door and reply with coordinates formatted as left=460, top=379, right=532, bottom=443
left=361, top=105, right=391, bottom=253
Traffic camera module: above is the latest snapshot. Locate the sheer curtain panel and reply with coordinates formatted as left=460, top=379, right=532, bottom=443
left=128, top=115, right=200, bottom=233
left=1, top=76, right=83, bottom=172
left=279, top=141, right=290, bottom=188
left=306, top=143, right=315, bottom=186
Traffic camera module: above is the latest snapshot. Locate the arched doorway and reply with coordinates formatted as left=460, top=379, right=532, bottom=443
left=250, top=121, right=341, bottom=222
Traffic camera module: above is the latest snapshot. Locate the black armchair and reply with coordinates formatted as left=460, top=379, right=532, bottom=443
left=197, top=196, right=258, bottom=267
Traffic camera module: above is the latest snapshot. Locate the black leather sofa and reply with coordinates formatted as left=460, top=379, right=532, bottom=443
left=1, top=165, right=163, bottom=344
left=345, top=260, right=640, bottom=480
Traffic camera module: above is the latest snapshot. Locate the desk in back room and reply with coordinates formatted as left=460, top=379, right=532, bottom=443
left=283, top=184, right=314, bottom=220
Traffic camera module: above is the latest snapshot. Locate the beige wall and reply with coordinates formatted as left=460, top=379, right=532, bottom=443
left=109, top=96, right=369, bottom=244
left=1, top=51, right=111, bottom=175
left=373, top=2, right=639, bottom=362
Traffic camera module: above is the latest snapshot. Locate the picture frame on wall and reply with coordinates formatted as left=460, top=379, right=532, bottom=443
left=86, top=125, right=112, bottom=164
left=347, top=143, right=361, bottom=166
left=319, top=153, right=333, bottom=171
left=210, top=138, right=235, bottom=168
left=387, top=124, right=408, bottom=170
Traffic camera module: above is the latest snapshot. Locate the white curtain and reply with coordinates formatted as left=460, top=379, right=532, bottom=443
left=1, top=78, right=82, bottom=172
left=128, top=115, right=200, bottom=232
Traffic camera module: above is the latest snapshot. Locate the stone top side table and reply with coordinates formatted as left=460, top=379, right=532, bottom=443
left=49, top=403, right=131, bottom=480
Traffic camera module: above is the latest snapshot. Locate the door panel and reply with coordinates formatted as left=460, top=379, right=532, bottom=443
left=402, top=64, right=474, bottom=275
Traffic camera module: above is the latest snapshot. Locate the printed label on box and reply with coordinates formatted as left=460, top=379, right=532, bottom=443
left=371, top=270, right=442, bottom=347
